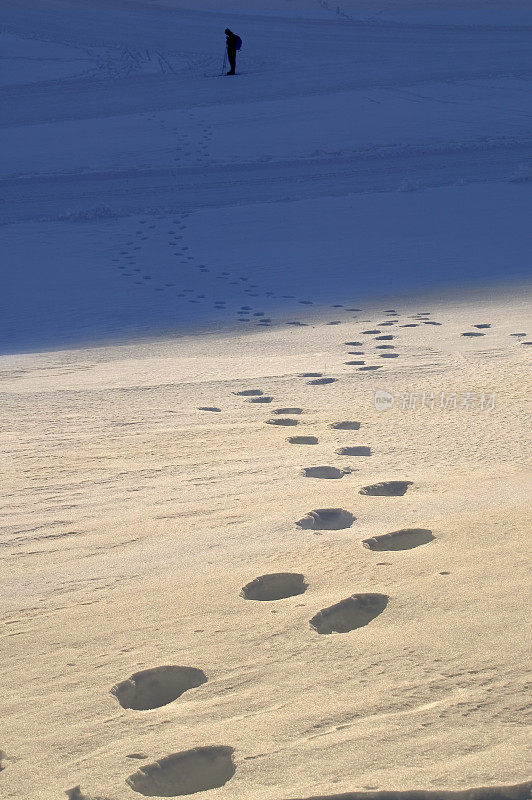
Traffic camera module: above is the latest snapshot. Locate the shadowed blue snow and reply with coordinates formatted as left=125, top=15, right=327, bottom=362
left=1, top=0, right=531, bottom=354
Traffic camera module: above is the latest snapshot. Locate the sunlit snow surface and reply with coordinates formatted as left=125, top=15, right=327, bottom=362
left=2, top=0, right=531, bottom=353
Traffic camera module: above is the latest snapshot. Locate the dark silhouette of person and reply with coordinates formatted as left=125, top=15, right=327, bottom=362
left=225, top=28, right=239, bottom=75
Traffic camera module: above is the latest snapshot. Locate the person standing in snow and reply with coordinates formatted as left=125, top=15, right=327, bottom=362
left=225, top=28, right=241, bottom=75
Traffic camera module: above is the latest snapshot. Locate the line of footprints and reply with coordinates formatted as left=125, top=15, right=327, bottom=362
left=69, top=321, right=530, bottom=799
left=76, top=386, right=441, bottom=800
left=111, top=207, right=532, bottom=354
left=111, top=211, right=315, bottom=322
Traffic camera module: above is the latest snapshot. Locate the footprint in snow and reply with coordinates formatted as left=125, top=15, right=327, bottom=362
left=301, top=466, right=349, bottom=479
left=288, top=436, right=318, bottom=445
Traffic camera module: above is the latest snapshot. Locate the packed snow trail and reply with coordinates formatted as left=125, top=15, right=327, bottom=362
left=3, top=140, right=532, bottom=223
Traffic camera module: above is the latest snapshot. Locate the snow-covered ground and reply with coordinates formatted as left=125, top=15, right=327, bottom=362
left=2, top=0, right=531, bottom=353
left=1, top=3, right=531, bottom=800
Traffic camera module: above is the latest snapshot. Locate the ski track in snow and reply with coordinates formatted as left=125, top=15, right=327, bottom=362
left=4, top=139, right=532, bottom=223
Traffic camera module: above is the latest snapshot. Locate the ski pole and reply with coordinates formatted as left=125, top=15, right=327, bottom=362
left=221, top=47, right=227, bottom=75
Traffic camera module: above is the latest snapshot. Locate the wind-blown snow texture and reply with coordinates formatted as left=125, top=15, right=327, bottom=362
left=1, top=0, right=531, bottom=354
